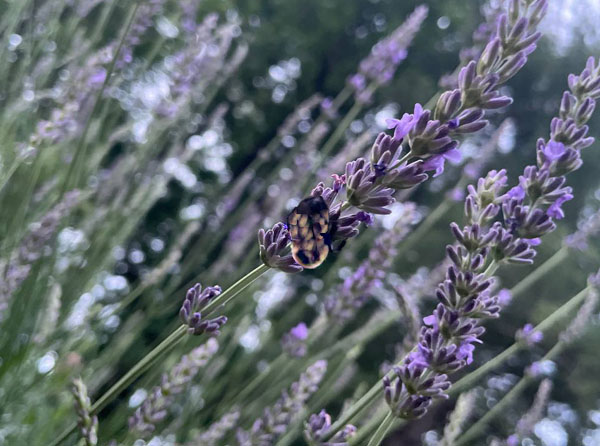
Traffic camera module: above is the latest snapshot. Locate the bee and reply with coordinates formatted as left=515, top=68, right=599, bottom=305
left=287, top=195, right=338, bottom=269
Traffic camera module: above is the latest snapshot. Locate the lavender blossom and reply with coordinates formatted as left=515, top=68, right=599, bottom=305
left=515, top=323, right=543, bottom=346
left=258, top=222, right=303, bottom=273
left=440, top=390, right=477, bottom=446
left=564, top=207, right=600, bottom=250
left=304, top=410, right=356, bottom=446
left=505, top=379, right=553, bottom=446
left=256, top=2, right=544, bottom=271
left=179, top=284, right=228, bottom=335
left=559, top=284, right=599, bottom=344
left=71, top=378, right=98, bottom=446
left=129, top=338, right=219, bottom=435
left=382, top=55, right=599, bottom=422
left=281, top=322, right=309, bottom=357
left=325, top=203, right=417, bottom=322
left=115, top=0, right=166, bottom=70
left=0, top=190, right=80, bottom=320
left=349, top=5, right=428, bottom=100
left=237, top=360, right=327, bottom=446
left=193, top=409, right=240, bottom=446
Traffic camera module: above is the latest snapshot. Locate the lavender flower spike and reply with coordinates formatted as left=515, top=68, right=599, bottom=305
left=304, top=410, right=356, bottom=446
left=237, top=360, right=327, bottom=446
left=282, top=322, right=309, bottom=357
left=129, top=338, right=218, bottom=435
left=350, top=5, right=428, bottom=101
left=71, top=378, right=98, bottom=446
left=194, top=409, right=241, bottom=446
left=179, top=284, right=227, bottom=336
left=325, top=203, right=417, bottom=323
left=382, top=56, right=599, bottom=423
left=258, top=222, right=303, bottom=273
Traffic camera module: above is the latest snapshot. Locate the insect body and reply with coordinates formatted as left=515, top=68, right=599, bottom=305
left=287, top=196, right=332, bottom=269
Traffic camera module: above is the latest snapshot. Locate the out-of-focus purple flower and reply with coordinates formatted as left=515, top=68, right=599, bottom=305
left=282, top=322, right=309, bottom=358
left=0, top=191, right=80, bottom=320
left=564, top=207, right=600, bottom=251
left=304, top=410, right=356, bottom=446
left=179, top=283, right=227, bottom=336
left=516, top=323, right=544, bottom=346
left=325, top=204, right=417, bottom=322
left=194, top=409, right=240, bottom=446
left=129, top=339, right=218, bottom=435
left=237, top=360, right=327, bottom=446
left=351, top=5, right=428, bottom=93
left=497, top=288, right=512, bottom=307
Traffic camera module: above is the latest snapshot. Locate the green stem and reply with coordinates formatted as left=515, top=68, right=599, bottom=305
left=203, top=263, right=270, bottom=315
left=60, top=2, right=140, bottom=194
left=395, top=199, right=452, bottom=256
left=51, top=264, right=270, bottom=446
left=349, top=404, right=389, bottom=445
left=455, top=330, right=580, bottom=445
left=322, top=282, right=590, bottom=442
left=451, top=286, right=589, bottom=396
left=510, top=246, right=568, bottom=299
left=367, top=411, right=395, bottom=446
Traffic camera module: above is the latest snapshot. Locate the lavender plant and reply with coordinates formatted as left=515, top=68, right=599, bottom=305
left=4, top=2, right=600, bottom=446
left=129, top=338, right=219, bottom=436
left=369, top=56, right=599, bottom=439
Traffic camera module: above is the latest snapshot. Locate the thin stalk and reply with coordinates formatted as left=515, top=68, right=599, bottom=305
left=60, top=2, right=140, bottom=194
left=349, top=403, right=388, bottom=445
left=510, top=246, right=568, bottom=299
left=51, top=263, right=270, bottom=446
left=367, top=411, right=395, bottom=446
left=456, top=338, right=573, bottom=445
left=395, top=198, right=453, bottom=257
left=452, top=286, right=589, bottom=395
left=322, top=281, right=590, bottom=442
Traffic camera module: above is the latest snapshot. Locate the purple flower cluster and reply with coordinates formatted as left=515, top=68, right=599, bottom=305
left=304, top=410, right=356, bottom=446
left=258, top=222, right=303, bottom=273
left=155, top=13, right=244, bottom=118
left=257, top=0, right=544, bottom=270
left=194, top=409, right=241, bottom=446
left=325, top=203, right=417, bottom=322
left=129, top=338, right=218, bottom=435
left=281, top=322, right=309, bottom=357
left=505, top=379, right=553, bottom=446
left=179, top=283, right=228, bottom=336
left=515, top=323, right=543, bottom=346
left=382, top=56, right=599, bottom=421
left=0, top=190, right=80, bottom=320
left=564, top=207, right=600, bottom=251
left=237, top=360, right=327, bottom=446
left=71, top=378, right=98, bottom=446
left=116, top=0, right=166, bottom=70
left=349, top=5, right=428, bottom=102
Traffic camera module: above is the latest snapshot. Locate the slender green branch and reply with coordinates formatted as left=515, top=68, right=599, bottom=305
left=51, top=263, right=270, bottom=446
left=367, top=411, right=395, bottom=446
left=456, top=326, right=585, bottom=445
left=510, top=246, right=568, bottom=299
left=61, top=2, right=140, bottom=194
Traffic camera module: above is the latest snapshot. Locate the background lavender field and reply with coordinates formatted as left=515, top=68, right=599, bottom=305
left=2, top=0, right=600, bottom=445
